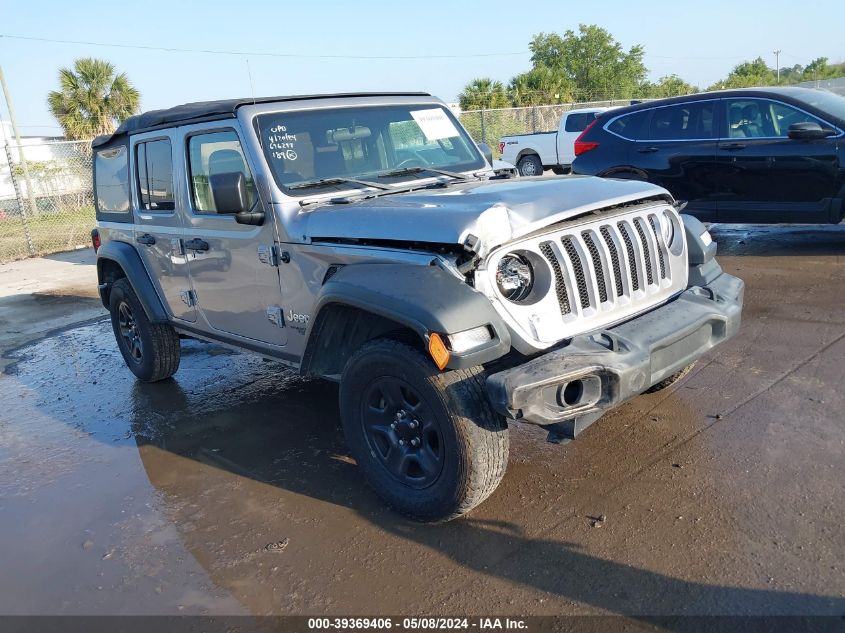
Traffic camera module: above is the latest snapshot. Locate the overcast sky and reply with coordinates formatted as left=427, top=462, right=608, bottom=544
left=1, top=0, right=844, bottom=136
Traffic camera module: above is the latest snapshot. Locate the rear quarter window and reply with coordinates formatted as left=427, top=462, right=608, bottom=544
left=94, top=141, right=131, bottom=221
left=565, top=112, right=599, bottom=133
left=606, top=109, right=650, bottom=141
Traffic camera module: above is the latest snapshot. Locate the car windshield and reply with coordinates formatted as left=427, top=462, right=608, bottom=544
left=793, top=89, right=845, bottom=124
left=255, top=104, right=485, bottom=195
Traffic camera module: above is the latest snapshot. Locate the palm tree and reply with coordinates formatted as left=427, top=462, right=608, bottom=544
left=458, top=78, right=509, bottom=111
left=47, top=58, right=140, bottom=139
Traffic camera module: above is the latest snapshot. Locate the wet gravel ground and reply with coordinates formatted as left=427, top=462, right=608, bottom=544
left=0, top=225, right=843, bottom=617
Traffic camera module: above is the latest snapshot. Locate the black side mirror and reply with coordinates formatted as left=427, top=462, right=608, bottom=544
left=788, top=121, right=835, bottom=140
left=477, top=142, right=494, bottom=166
left=209, top=172, right=264, bottom=225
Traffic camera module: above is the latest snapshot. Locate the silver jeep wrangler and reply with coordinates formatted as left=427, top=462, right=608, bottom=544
left=92, top=92, right=744, bottom=521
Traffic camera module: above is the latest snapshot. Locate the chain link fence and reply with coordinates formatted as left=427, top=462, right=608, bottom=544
left=0, top=139, right=94, bottom=263
left=458, top=99, right=651, bottom=157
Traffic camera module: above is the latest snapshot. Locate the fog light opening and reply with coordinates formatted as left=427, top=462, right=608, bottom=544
left=561, top=379, right=585, bottom=407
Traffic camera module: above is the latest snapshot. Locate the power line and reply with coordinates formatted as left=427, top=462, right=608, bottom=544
left=0, top=34, right=787, bottom=63
left=0, top=34, right=528, bottom=60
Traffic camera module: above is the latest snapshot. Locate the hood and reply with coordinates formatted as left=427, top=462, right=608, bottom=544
left=301, top=175, right=670, bottom=256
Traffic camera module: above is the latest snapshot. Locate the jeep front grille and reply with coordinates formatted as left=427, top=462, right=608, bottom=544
left=539, top=215, right=672, bottom=315
left=483, top=204, right=687, bottom=349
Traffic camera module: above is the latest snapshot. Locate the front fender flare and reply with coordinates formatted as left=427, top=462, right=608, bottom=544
left=96, top=240, right=169, bottom=323
left=303, top=264, right=511, bottom=371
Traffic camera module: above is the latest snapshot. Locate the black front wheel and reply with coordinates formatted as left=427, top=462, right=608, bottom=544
left=109, top=278, right=181, bottom=382
left=339, top=339, right=509, bottom=522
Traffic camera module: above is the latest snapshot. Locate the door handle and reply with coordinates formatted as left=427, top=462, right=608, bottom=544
left=184, top=238, right=210, bottom=252
left=136, top=233, right=156, bottom=246
left=637, top=146, right=659, bottom=153
left=719, top=142, right=746, bottom=150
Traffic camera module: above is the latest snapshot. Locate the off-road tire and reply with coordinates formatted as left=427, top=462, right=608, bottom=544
left=339, top=339, right=509, bottom=522
left=109, top=278, right=181, bottom=382
left=517, top=154, right=543, bottom=177
left=645, top=362, right=696, bottom=394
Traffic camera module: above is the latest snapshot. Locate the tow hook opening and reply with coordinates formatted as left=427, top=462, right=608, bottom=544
left=561, top=379, right=584, bottom=406
left=555, top=374, right=601, bottom=410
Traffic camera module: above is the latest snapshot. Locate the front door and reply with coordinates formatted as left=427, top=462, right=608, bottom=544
left=131, top=132, right=196, bottom=322
left=181, top=127, right=287, bottom=347
left=716, top=97, right=840, bottom=223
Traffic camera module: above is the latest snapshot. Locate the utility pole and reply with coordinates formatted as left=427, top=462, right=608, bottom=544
left=774, top=50, right=782, bottom=84
left=0, top=65, right=39, bottom=222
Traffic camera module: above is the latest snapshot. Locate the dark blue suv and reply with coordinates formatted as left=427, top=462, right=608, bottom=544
left=572, top=87, right=845, bottom=224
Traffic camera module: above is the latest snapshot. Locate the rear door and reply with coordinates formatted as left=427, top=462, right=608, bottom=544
left=633, top=100, right=721, bottom=222
left=131, top=131, right=196, bottom=322
left=716, top=97, right=841, bottom=222
left=180, top=125, right=287, bottom=347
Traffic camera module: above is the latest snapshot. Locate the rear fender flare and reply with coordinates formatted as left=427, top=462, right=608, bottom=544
left=96, top=240, right=168, bottom=323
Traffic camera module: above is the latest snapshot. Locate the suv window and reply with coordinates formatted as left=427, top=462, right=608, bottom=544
left=136, top=139, right=174, bottom=211
left=564, top=112, right=599, bottom=133
left=648, top=101, right=716, bottom=141
left=94, top=144, right=130, bottom=214
left=725, top=98, right=826, bottom=138
left=187, top=130, right=257, bottom=213
left=606, top=109, right=650, bottom=141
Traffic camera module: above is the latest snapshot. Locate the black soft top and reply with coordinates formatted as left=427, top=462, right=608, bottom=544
left=92, top=92, right=431, bottom=147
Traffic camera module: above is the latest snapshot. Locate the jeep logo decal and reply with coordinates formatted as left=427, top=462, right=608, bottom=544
left=286, top=309, right=310, bottom=325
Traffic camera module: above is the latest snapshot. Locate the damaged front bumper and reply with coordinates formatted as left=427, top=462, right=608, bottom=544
left=485, top=272, right=744, bottom=440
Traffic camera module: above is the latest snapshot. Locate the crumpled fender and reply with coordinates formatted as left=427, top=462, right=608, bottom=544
left=305, top=263, right=511, bottom=369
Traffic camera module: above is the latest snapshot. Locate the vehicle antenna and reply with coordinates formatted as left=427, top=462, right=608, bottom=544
left=246, top=57, right=256, bottom=105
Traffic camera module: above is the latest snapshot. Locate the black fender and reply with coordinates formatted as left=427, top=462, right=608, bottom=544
left=301, top=263, right=511, bottom=374
left=96, top=240, right=169, bottom=323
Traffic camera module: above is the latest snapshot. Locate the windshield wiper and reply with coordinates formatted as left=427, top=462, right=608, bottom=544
left=375, top=166, right=471, bottom=181
left=288, top=177, right=393, bottom=191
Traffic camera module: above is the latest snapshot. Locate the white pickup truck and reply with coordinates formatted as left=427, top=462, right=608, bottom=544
left=499, top=107, right=608, bottom=177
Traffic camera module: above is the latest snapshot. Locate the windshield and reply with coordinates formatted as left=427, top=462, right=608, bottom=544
left=793, top=89, right=845, bottom=125
left=255, top=104, right=485, bottom=195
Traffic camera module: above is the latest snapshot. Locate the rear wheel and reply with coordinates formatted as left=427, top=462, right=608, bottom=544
left=339, top=339, right=509, bottom=522
left=517, top=154, right=543, bottom=177
left=109, top=278, right=180, bottom=382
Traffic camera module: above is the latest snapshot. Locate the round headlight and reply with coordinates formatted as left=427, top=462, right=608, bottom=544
left=661, top=211, right=676, bottom=246
left=496, top=253, right=534, bottom=302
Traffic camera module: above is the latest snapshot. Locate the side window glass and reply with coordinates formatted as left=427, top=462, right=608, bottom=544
left=725, top=99, right=778, bottom=139
left=94, top=144, right=130, bottom=214
left=188, top=130, right=257, bottom=213
left=649, top=102, right=716, bottom=140
left=768, top=101, right=825, bottom=137
left=136, top=139, right=174, bottom=211
left=607, top=110, right=650, bottom=141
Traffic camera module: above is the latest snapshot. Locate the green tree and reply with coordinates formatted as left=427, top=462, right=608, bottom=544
left=47, top=57, right=140, bottom=139
left=458, top=78, right=509, bottom=110
left=528, top=25, right=647, bottom=100
left=508, top=67, right=573, bottom=106
left=709, top=57, right=775, bottom=89
left=801, top=57, right=844, bottom=81
left=638, top=74, right=699, bottom=99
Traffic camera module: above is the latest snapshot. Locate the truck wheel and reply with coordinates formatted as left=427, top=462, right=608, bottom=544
left=339, top=339, right=509, bottom=522
left=517, top=155, right=543, bottom=177
left=645, top=362, right=696, bottom=394
left=109, top=278, right=181, bottom=382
